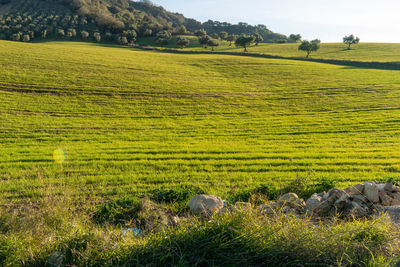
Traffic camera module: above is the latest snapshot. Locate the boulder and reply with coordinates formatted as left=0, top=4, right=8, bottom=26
left=352, top=194, right=368, bottom=205
left=350, top=202, right=369, bottom=218
left=363, top=182, right=379, bottom=203
left=379, top=191, right=392, bottom=206
left=327, top=189, right=347, bottom=204
left=334, top=194, right=350, bottom=209
left=189, top=195, right=224, bottom=216
left=313, top=200, right=333, bottom=217
left=258, top=202, right=280, bottom=215
left=278, top=193, right=305, bottom=211
left=344, top=184, right=364, bottom=196
left=278, top=193, right=299, bottom=203
left=384, top=183, right=394, bottom=192
left=306, top=193, right=322, bottom=212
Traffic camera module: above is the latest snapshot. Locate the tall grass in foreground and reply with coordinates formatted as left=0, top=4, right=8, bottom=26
left=1, top=192, right=400, bottom=266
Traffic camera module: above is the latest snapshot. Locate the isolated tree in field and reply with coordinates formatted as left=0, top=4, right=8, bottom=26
left=254, top=33, right=263, bottom=45
left=176, top=36, right=190, bottom=49
left=198, top=35, right=211, bottom=48
left=289, top=34, right=302, bottom=43
left=298, top=39, right=321, bottom=58
left=155, top=30, right=172, bottom=47
left=227, top=34, right=237, bottom=46
left=219, top=31, right=228, bottom=40
left=235, top=35, right=255, bottom=52
left=194, top=29, right=206, bottom=37
left=343, top=34, right=360, bottom=50
left=207, top=39, right=219, bottom=51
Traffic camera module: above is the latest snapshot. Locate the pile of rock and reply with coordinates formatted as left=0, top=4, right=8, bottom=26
left=188, top=182, right=400, bottom=222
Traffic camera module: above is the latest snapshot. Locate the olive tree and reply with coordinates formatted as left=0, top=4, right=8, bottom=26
left=227, top=34, right=237, bottom=46
left=235, top=35, right=255, bottom=52
left=176, top=36, right=190, bottom=49
left=343, top=34, right=360, bottom=50
left=155, top=30, right=172, bottom=47
left=298, top=39, right=321, bottom=58
left=207, top=39, right=219, bottom=51
left=254, top=33, right=263, bottom=45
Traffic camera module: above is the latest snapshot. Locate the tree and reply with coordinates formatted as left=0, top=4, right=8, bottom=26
left=298, top=39, right=321, bottom=58
left=118, top=36, right=128, bottom=45
left=289, top=34, right=302, bottom=43
left=207, top=39, right=219, bottom=51
left=227, top=34, right=237, bottom=46
left=155, top=30, right=172, bottom=47
left=343, top=34, right=360, bottom=50
left=235, top=35, right=255, bottom=52
left=176, top=36, right=190, bottom=49
left=210, top=33, right=219, bottom=40
left=56, top=29, right=65, bottom=39
left=194, top=29, right=206, bottom=37
left=22, top=34, right=30, bottom=42
left=93, top=32, right=101, bottom=42
left=254, top=33, right=263, bottom=45
left=198, top=35, right=211, bottom=48
left=219, top=31, right=228, bottom=40
left=80, top=30, right=89, bottom=40
left=175, top=25, right=188, bottom=35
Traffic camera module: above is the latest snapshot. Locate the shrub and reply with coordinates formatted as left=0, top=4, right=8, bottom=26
left=150, top=185, right=205, bottom=213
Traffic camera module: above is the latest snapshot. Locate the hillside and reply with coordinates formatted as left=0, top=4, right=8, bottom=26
left=0, top=0, right=287, bottom=44
left=1, top=40, right=400, bottom=265
left=1, top=40, right=400, bottom=200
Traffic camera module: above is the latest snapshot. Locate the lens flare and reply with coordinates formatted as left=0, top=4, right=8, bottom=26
left=52, top=148, right=66, bottom=164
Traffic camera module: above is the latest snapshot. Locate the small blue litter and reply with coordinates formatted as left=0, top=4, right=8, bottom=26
left=122, top=228, right=143, bottom=237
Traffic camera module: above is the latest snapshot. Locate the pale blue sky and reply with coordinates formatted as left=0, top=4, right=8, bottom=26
left=151, top=0, right=400, bottom=43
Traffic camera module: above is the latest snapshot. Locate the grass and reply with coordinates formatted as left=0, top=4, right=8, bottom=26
left=1, top=40, right=400, bottom=264
left=138, top=36, right=400, bottom=63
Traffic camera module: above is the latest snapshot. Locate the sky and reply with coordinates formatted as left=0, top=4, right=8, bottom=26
left=151, top=0, right=400, bottom=43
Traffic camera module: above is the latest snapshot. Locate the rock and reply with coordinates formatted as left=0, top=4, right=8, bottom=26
left=344, top=184, right=364, bottom=197
left=363, top=182, right=379, bottom=203
left=350, top=202, right=369, bottom=218
left=393, top=186, right=400, bottom=193
left=278, top=193, right=306, bottom=211
left=258, top=202, right=279, bottom=215
left=377, top=183, right=386, bottom=192
left=392, top=192, right=400, bottom=201
left=168, top=216, right=180, bottom=226
left=313, top=200, right=333, bottom=217
left=306, top=193, right=322, bottom=212
left=47, top=252, right=63, bottom=267
left=278, top=193, right=299, bottom=203
left=327, top=189, right=347, bottom=204
left=334, top=194, right=350, bottom=209
left=391, top=198, right=400, bottom=206
left=234, top=202, right=252, bottom=211
left=189, top=195, right=224, bottom=215
left=384, top=183, right=394, bottom=192
left=379, top=191, right=392, bottom=206
left=384, top=206, right=400, bottom=222
left=352, top=194, right=368, bottom=204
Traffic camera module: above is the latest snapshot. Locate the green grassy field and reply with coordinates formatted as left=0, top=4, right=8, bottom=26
left=139, top=36, right=400, bottom=63
left=2, top=40, right=400, bottom=265
left=1, top=40, right=400, bottom=203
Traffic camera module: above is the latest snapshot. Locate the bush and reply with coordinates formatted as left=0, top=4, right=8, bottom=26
left=92, top=196, right=140, bottom=226
left=229, top=184, right=278, bottom=204
left=150, top=185, right=205, bottom=213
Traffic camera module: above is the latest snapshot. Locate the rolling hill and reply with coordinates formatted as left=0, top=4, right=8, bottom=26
left=0, top=0, right=287, bottom=43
